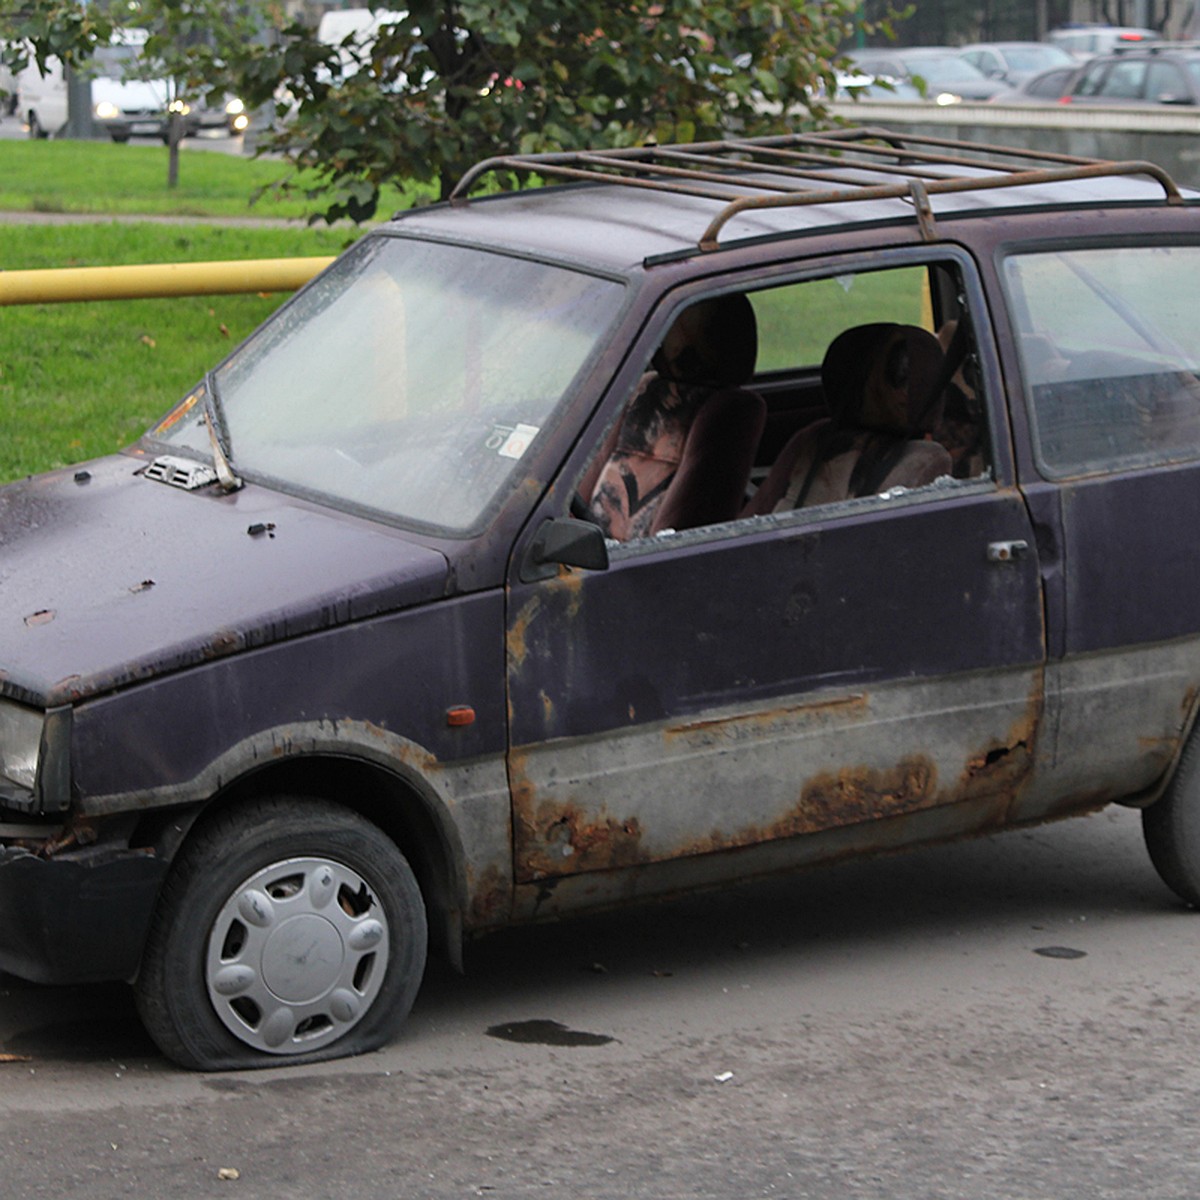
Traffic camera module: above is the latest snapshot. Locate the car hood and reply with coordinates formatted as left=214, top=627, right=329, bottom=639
left=0, top=453, right=451, bottom=708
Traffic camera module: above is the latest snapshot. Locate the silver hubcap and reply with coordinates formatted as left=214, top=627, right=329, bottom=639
left=205, top=856, right=389, bottom=1055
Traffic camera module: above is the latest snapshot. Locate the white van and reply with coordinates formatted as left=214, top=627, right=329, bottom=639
left=13, top=55, right=68, bottom=137
left=316, top=8, right=406, bottom=76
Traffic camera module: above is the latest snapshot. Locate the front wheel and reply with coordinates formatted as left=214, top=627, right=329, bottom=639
left=1143, top=733, right=1200, bottom=906
left=136, top=796, right=428, bottom=1070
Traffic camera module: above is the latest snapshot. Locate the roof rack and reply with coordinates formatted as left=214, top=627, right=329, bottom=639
left=450, top=128, right=1185, bottom=252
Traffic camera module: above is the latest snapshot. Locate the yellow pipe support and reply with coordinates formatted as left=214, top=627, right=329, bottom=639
left=0, top=257, right=336, bottom=306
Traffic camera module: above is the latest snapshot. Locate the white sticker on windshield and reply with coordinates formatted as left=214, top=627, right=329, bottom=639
left=498, top=423, right=540, bottom=459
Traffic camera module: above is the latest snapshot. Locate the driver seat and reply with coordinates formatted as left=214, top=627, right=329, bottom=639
left=584, top=294, right=766, bottom=541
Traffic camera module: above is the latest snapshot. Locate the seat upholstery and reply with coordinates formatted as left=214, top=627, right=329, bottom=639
left=746, top=322, right=953, bottom=516
left=586, top=294, right=766, bottom=541
left=931, top=318, right=988, bottom=479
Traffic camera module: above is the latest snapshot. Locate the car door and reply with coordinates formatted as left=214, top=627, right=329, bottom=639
left=505, top=253, right=1047, bottom=893
left=1001, top=238, right=1200, bottom=810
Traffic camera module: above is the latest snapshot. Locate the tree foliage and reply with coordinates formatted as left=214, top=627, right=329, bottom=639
left=0, top=1, right=111, bottom=74
left=137, top=0, right=884, bottom=222
left=5, top=1, right=891, bottom=223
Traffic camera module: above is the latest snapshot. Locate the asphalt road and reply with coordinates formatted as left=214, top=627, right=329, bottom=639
left=1, top=804, right=1198, bottom=1199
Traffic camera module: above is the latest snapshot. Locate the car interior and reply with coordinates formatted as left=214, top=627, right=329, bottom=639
left=580, top=259, right=990, bottom=542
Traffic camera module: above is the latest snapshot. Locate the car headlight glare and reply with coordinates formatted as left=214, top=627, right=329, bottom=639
left=225, top=97, right=245, bottom=115
left=0, top=701, right=43, bottom=792
left=95, top=100, right=120, bottom=120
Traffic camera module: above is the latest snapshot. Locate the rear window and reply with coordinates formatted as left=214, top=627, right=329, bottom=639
left=1002, top=245, right=1200, bottom=476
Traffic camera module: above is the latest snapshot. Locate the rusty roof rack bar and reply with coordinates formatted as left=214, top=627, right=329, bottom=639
left=449, top=129, right=1186, bottom=252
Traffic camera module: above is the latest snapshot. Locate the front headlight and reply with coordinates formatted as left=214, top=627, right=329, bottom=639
left=95, top=100, right=120, bottom=120
left=0, top=701, right=43, bottom=792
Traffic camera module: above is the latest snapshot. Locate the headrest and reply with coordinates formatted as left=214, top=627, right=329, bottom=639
left=653, top=293, right=758, bottom=387
left=821, top=323, right=945, bottom=435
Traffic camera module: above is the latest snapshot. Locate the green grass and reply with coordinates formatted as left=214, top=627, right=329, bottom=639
left=1, top=222, right=348, bottom=483
left=0, top=139, right=423, bottom=219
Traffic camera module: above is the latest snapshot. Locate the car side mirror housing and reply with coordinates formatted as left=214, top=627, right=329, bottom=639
left=522, top=517, right=610, bottom=582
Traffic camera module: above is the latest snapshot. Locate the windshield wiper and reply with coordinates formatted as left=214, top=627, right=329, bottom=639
left=202, top=373, right=242, bottom=493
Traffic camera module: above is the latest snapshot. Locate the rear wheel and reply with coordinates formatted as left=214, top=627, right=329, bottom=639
left=1143, top=733, right=1200, bottom=906
left=136, top=795, right=427, bottom=1070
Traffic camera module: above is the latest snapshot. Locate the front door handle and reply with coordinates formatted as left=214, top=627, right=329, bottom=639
left=987, top=539, right=1029, bottom=563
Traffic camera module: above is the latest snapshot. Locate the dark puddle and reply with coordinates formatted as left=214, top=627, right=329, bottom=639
left=1033, top=945, right=1088, bottom=960
left=486, top=1019, right=614, bottom=1047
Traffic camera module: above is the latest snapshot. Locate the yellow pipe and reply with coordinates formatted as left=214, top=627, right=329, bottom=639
left=0, top=257, right=336, bottom=306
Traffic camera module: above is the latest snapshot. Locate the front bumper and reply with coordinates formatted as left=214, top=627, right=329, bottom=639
left=0, top=844, right=168, bottom=984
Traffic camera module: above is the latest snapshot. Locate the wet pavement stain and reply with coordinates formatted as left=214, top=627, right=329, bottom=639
left=1033, top=946, right=1088, bottom=960
left=486, top=1019, right=614, bottom=1047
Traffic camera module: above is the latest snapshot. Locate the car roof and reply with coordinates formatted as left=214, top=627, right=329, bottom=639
left=892, top=47, right=975, bottom=59
left=967, top=41, right=1060, bottom=50
left=385, top=130, right=1194, bottom=275
left=1105, top=40, right=1200, bottom=58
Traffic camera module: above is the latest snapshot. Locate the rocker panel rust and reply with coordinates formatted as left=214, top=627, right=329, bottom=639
left=510, top=670, right=1043, bottom=882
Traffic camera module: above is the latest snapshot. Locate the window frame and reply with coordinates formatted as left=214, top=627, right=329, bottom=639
left=577, top=243, right=1008, bottom=562
left=998, top=235, right=1200, bottom=482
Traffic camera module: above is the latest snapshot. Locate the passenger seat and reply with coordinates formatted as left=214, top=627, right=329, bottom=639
left=745, top=323, right=952, bottom=515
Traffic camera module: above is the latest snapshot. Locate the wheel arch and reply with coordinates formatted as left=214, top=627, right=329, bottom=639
left=132, top=752, right=468, bottom=971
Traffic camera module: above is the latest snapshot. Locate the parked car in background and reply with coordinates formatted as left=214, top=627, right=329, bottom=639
left=988, top=63, right=1080, bottom=104
left=826, top=72, right=923, bottom=102
left=844, top=47, right=1005, bottom=102
left=188, top=94, right=250, bottom=134
left=1060, top=43, right=1200, bottom=107
left=11, top=55, right=68, bottom=137
left=89, top=30, right=195, bottom=143
left=1047, top=23, right=1161, bottom=59
left=1, top=59, right=18, bottom=118
left=4, top=130, right=1200, bottom=1071
left=960, top=41, right=1076, bottom=84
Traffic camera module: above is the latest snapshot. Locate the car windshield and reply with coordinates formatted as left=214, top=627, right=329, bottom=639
left=92, top=44, right=140, bottom=76
left=903, top=55, right=985, bottom=84
left=1004, top=45, right=1073, bottom=71
left=148, top=235, right=626, bottom=534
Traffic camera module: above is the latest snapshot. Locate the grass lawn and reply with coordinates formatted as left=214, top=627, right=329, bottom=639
left=0, top=138, right=424, bottom=219
left=1, top=222, right=349, bottom=483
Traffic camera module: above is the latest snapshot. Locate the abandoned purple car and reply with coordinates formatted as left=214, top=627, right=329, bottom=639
left=4, top=130, right=1200, bottom=1069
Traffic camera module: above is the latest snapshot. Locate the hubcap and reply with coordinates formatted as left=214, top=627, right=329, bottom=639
left=205, top=856, right=389, bottom=1055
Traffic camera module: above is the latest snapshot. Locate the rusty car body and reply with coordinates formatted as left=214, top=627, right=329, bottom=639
left=4, top=129, right=1200, bottom=1069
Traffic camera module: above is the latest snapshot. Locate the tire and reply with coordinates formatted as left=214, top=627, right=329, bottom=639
left=27, top=110, right=44, bottom=139
left=1143, top=732, right=1200, bottom=907
left=136, top=795, right=428, bottom=1070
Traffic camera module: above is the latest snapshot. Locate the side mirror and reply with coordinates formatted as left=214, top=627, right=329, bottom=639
left=521, top=517, right=610, bottom=582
